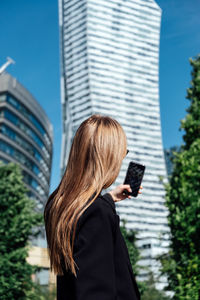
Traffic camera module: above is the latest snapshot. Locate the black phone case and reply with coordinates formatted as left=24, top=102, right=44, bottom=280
left=123, top=161, right=145, bottom=197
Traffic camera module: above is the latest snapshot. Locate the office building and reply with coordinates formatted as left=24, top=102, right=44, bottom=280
left=164, top=146, right=181, bottom=177
left=59, top=0, right=169, bottom=290
left=0, top=72, right=53, bottom=233
left=0, top=71, right=54, bottom=285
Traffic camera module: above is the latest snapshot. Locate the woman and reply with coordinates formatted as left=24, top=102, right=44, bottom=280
left=44, top=114, right=142, bottom=300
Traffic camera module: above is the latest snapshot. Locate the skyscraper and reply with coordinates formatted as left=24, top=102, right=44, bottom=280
left=0, top=72, right=53, bottom=214
left=164, top=146, right=181, bottom=177
left=59, top=0, right=169, bottom=289
left=0, top=71, right=54, bottom=285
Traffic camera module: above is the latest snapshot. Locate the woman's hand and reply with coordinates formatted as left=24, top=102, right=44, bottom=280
left=108, top=184, right=143, bottom=203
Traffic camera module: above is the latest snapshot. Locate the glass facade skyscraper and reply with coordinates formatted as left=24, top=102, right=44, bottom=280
left=59, top=0, right=169, bottom=289
left=0, top=72, right=53, bottom=215
left=0, top=72, right=54, bottom=285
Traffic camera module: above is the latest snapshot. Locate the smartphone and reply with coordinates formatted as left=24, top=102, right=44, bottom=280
left=123, top=161, right=145, bottom=197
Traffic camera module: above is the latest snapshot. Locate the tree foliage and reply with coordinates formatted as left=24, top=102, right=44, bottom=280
left=120, top=219, right=171, bottom=299
left=0, top=162, right=43, bottom=299
left=31, top=282, right=56, bottom=300
left=120, top=218, right=147, bottom=296
left=141, top=272, right=171, bottom=300
left=159, top=55, right=200, bottom=300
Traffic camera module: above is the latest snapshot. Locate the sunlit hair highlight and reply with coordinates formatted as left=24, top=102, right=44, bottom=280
left=44, top=114, right=127, bottom=276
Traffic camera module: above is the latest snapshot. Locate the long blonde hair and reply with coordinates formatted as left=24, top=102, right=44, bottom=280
left=44, top=114, right=127, bottom=276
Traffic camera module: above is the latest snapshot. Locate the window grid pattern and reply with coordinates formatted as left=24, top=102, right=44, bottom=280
left=0, top=88, right=52, bottom=203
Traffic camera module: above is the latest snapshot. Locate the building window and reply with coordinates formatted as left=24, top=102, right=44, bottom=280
left=6, top=93, right=51, bottom=145
left=0, top=123, right=48, bottom=170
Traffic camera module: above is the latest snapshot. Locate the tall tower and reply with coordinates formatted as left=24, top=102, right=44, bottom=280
left=0, top=71, right=54, bottom=285
left=59, top=0, right=169, bottom=289
left=0, top=72, right=53, bottom=212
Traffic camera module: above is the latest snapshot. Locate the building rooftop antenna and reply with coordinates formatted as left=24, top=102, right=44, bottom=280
left=0, top=57, right=15, bottom=75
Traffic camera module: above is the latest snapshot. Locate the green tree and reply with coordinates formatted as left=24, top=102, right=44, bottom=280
left=159, top=55, right=200, bottom=299
left=121, top=219, right=171, bottom=299
left=0, top=162, right=43, bottom=299
left=120, top=218, right=146, bottom=295
left=32, top=282, right=56, bottom=300
left=141, top=272, right=171, bottom=300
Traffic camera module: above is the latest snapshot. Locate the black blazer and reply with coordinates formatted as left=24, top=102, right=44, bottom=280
left=57, top=192, right=141, bottom=300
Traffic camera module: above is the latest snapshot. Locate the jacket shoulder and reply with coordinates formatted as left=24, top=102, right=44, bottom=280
left=99, top=193, right=116, bottom=213
left=76, top=194, right=117, bottom=236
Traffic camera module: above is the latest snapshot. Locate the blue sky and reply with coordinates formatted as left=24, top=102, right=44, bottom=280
left=0, top=0, right=200, bottom=193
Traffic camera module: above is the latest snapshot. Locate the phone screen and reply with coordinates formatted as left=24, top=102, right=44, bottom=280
left=123, top=161, right=145, bottom=197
